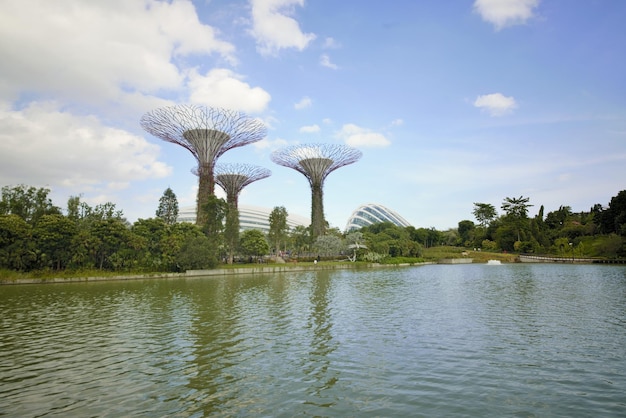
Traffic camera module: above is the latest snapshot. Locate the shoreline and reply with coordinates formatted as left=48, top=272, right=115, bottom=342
left=1, top=262, right=436, bottom=285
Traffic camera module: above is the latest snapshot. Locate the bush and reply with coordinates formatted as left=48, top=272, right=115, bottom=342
left=176, top=236, right=218, bottom=271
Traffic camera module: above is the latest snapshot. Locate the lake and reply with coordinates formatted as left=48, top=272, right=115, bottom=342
left=1, top=263, right=625, bottom=417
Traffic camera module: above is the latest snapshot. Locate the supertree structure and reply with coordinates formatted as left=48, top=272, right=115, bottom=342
left=271, top=143, right=362, bottom=240
left=214, top=163, right=271, bottom=264
left=214, top=163, right=271, bottom=209
left=140, top=105, right=267, bottom=226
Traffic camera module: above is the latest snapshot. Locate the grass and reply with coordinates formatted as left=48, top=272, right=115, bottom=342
left=422, top=246, right=518, bottom=263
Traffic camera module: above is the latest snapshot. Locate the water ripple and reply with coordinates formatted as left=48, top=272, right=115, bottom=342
left=1, top=266, right=626, bottom=417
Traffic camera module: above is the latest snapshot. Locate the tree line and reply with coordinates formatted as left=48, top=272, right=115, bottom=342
left=1, top=184, right=625, bottom=273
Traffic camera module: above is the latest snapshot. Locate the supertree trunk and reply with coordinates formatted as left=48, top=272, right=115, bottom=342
left=196, top=163, right=214, bottom=226
left=311, top=182, right=325, bottom=239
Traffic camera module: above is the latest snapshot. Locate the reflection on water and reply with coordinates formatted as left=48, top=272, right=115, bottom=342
left=1, top=264, right=625, bottom=417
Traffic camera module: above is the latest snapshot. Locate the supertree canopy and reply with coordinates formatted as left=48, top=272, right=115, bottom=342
left=271, top=143, right=362, bottom=239
left=214, top=163, right=271, bottom=208
left=140, top=105, right=266, bottom=225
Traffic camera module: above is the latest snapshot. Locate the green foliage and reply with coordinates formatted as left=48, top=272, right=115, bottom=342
left=268, top=206, right=288, bottom=253
left=312, top=234, right=344, bottom=257
left=33, top=214, right=77, bottom=270
left=288, top=225, right=310, bottom=255
left=362, top=252, right=387, bottom=263
left=501, top=196, right=532, bottom=219
left=0, top=185, right=61, bottom=224
left=458, top=220, right=475, bottom=246
left=378, top=256, right=425, bottom=265
left=0, top=214, right=34, bottom=270
left=223, top=205, right=240, bottom=264
left=176, top=235, right=217, bottom=270
left=598, top=190, right=626, bottom=235
left=473, top=202, right=497, bottom=227
left=239, top=229, right=269, bottom=258
left=3, top=184, right=626, bottom=276
left=481, top=239, right=497, bottom=251
left=156, top=187, right=179, bottom=225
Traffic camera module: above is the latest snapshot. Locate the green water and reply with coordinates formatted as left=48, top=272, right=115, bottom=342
left=1, top=263, right=625, bottom=417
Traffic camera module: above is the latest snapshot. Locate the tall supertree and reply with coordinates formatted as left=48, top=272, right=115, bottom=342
left=271, top=143, right=362, bottom=240
left=214, top=163, right=271, bottom=264
left=140, top=105, right=267, bottom=226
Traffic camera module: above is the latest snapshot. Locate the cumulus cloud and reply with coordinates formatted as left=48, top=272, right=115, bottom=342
left=320, top=54, right=339, bottom=70
left=188, top=68, right=271, bottom=113
left=473, top=0, right=539, bottom=30
left=299, top=124, right=320, bottom=133
left=474, top=93, right=518, bottom=116
left=294, top=96, right=312, bottom=110
left=0, top=0, right=235, bottom=106
left=249, top=0, right=316, bottom=56
left=336, top=124, right=391, bottom=148
left=0, top=102, right=171, bottom=192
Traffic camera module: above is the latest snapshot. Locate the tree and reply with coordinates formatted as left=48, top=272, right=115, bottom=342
left=239, top=229, right=269, bottom=260
left=268, top=206, right=288, bottom=255
left=598, top=190, right=626, bottom=235
left=131, top=218, right=168, bottom=270
left=0, top=185, right=61, bottom=224
left=501, top=196, right=532, bottom=219
left=33, top=214, right=77, bottom=270
left=156, top=187, right=179, bottom=225
left=345, top=231, right=367, bottom=261
left=289, top=225, right=310, bottom=255
left=501, top=196, right=533, bottom=243
left=472, top=202, right=497, bottom=227
left=312, top=235, right=344, bottom=258
left=0, top=214, right=34, bottom=270
left=176, top=235, right=216, bottom=270
left=161, top=222, right=206, bottom=271
left=458, top=220, right=475, bottom=246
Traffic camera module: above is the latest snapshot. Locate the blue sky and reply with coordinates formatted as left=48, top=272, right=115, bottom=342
left=1, top=0, right=624, bottom=230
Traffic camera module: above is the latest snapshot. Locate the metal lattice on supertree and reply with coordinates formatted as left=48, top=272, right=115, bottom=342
left=214, top=163, right=271, bottom=209
left=140, top=104, right=267, bottom=225
left=214, top=163, right=271, bottom=264
left=271, top=143, right=362, bottom=239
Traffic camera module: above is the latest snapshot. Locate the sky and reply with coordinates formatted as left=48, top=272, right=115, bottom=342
left=1, top=0, right=625, bottom=231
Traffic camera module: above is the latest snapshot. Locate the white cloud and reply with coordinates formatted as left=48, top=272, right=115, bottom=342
left=320, top=54, right=339, bottom=70
left=188, top=68, right=271, bottom=113
left=474, top=93, right=518, bottom=116
left=0, top=0, right=235, bottom=107
left=323, top=37, right=341, bottom=49
left=336, top=124, right=391, bottom=148
left=294, top=96, right=312, bottom=110
left=299, top=124, right=320, bottom=133
left=253, top=137, right=291, bottom=151
left=473, top=0, right=539, bottom=30
left=0, top=102, right=171, bottom=193
left=249, top=0, right=316, bottom=56
left=391, top=118, right=404, bottom=126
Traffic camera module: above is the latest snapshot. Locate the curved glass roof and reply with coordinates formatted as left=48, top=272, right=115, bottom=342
left=345, top=203, right=411, bottom=232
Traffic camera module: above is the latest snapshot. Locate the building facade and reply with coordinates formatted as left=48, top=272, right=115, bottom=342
left=177, top=204, right=310, bottom=234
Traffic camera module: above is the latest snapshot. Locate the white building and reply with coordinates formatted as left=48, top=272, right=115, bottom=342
left=177, top=204, right=310, bottom=234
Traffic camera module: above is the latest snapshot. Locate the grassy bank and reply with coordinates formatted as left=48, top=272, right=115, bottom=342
left=422, top=246, right=518, bottom=263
